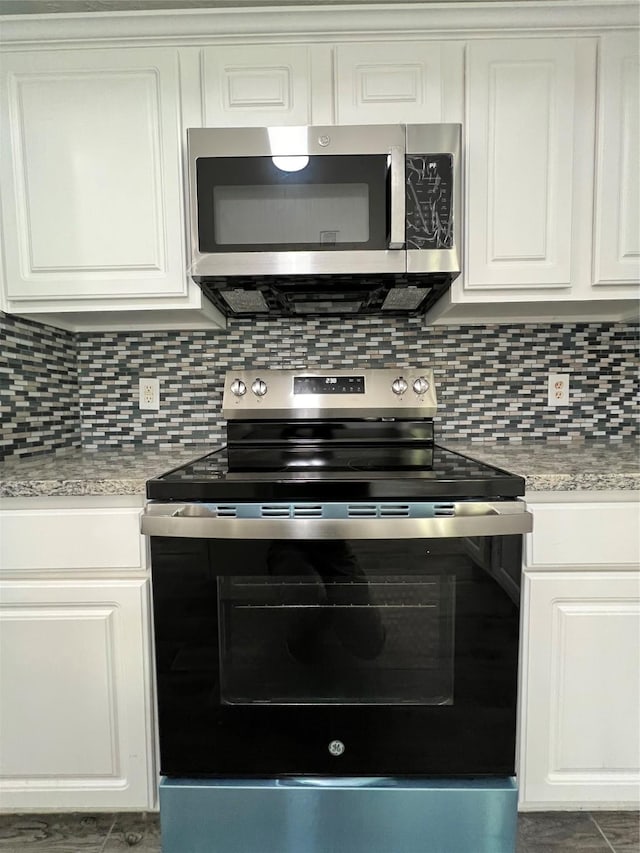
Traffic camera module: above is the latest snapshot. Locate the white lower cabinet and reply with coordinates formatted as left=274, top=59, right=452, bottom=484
left=0, top=579, right=155, bottom=811
left=0, top=498, right=156, bottom=811
left=518, top=495, right=640, bottom=809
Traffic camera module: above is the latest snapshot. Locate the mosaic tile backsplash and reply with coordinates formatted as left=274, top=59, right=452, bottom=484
left=1, top=313, right=80, bottom=460
left=2, top=313, right=638, bottom=460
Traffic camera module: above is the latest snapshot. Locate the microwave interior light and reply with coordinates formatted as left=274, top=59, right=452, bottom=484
left=272, top=155, right=310, bottom=172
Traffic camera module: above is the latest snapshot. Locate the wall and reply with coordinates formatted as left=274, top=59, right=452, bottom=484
left=0, top=312, right=81, bottom=460
left=77, top=317, right=638, bottom=450
left=2, top=313, right=637, bottom=460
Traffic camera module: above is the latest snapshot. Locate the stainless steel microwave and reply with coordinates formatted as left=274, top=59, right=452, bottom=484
left=187, top=124, right=461, bottom=317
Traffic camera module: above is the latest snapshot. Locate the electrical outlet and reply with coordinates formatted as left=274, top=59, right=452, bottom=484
left=547, top=373, right=570, bottom=407
left=139, top=377, right=160, bottom=411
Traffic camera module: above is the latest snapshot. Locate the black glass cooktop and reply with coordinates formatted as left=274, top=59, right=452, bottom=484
left=147, top=445, right=525, bottom=502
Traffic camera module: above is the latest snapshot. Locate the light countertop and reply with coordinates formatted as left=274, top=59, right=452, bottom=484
left=0, top=440, right=638, bottom=498
left=0, top=446, right=211, bottom=498
left=439, top=439, right=640, bottom=492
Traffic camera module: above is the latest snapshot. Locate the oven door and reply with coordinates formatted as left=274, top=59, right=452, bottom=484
left=187, top=125, right=407, bottom=277
left=145, top=503, right=530, bottom=779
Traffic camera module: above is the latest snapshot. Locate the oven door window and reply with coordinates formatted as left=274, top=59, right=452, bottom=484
left=219, top=551, right=454, bottom=706
left=195, top=155, right=389, bottom=252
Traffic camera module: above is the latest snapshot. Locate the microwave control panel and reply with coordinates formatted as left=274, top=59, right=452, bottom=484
left=405, top=154, right=454, bottom=251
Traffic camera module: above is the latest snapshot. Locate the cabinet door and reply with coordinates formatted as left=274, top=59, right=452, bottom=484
left=593, top=33, right=640, bottom=286
left=520, top=571, right=640, bottom=808
left=335, top=41, right=463, bottom=125
left=201, top=44, right=310, bottom=126
left=0, top=579, right=155, bottom=810
left=466, top=39, right=596, bottom=290
left=0, top=49, right=186, bottom=304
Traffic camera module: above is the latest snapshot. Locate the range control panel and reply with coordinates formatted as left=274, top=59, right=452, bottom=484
left=222, top=368, right=437, bottom=420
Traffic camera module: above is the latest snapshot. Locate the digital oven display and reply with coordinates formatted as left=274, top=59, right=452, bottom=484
left=293, top=376, right=365, bottom=395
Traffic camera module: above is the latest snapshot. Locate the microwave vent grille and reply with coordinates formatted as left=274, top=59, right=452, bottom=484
left=293, top=301, right=362, bottom=314
left=221, top=289, right=269, bottom=313
left=382, top=286, right=431, bottom=311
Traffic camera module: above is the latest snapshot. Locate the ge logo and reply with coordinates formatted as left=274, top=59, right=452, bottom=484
left=318, top=135, right=331, bottom=147
left=328, top=739, right=345, bottom=756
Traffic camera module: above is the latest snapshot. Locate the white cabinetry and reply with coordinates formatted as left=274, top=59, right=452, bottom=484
left=0, top=48, right=224, bottom=332
left=334, top=42, right=463, bottom=125
left=426, top=35, right=639, bottom=325
left=593, top=33, right=640, bottom=287
left=519, top=495, right=640, bottom=809
left=465, top=39, right=593, bottom=291
left=201, top=44, right=311, bottom=127
left=1, top=8, right=638, bottom=329
left=0, top=496, right=156, bottom=811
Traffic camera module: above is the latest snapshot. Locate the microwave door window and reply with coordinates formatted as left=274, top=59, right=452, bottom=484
left=213, top=183, right=370, bottom=247
left=196, top=155, right=390, bottom=252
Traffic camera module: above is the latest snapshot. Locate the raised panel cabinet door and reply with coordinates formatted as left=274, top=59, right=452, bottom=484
left=593, top=33, right=640, bottom=286
left=466, top=39, right=596, bottom=290
left=0, top=579, right=155, bottom=810
left=335, top=42, right=464, bottom=125
left=201, top=44, right=310, bottom=127
left=520, top=571, right=640, bottom=808
left=0, top=49, right=186, bottom=303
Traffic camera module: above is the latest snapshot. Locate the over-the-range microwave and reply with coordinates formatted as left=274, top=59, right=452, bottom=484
left=187, top=124, right=461, bottom=318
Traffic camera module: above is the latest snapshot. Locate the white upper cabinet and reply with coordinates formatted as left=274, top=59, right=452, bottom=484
left=1, top=49, right=186, bottom=303
left=0, top=8, right=637, bottom=329
left=334, top=42, right=464, bottom=125
left=201, top=44, right=311, bottom=126
left=593, top=33, right=640, bottom=286
left=465, top=38, right=595, bottom=291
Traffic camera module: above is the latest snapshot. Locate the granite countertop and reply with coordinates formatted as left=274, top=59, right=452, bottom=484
left=440, top=439, right=640, bottom=492
left=0, top=440, right=638, bottom=498
left=0, top=446, right=211, bottom=498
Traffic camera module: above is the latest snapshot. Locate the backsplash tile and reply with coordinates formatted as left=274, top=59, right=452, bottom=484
left=1, top=312, right=81, bottom=460
left=74, top=317, right=638, bottom=450
left=2, top=314, right=637, bottom=460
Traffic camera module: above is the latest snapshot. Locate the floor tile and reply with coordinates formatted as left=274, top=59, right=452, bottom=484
left=591, top=812, right=640, bottom=853
left=101, top=814, right=161, bottom=852
left=0, top=810, right=635, bottom=853
left=516, top=812, right=612, bottom=852
left=0, top=814, right=114, bottom=853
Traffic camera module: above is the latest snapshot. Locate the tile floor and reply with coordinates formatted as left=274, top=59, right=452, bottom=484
left=0, top=810, right=637, bottom=852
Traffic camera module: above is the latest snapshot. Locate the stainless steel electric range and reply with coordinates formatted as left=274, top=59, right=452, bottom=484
left=142, top=368, right=532, bottom=853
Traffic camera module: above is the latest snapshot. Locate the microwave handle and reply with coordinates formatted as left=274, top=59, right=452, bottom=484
left=388, top=146, right=405, bottom=249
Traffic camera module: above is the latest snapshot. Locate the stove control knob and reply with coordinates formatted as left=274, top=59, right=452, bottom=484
left=412, top=376, right=430, bottom=396
left=230, top=378, right=247, bottom=397
left=251, top=378, right=268, bottom=397
left=391, top=377, right=408, bottom=395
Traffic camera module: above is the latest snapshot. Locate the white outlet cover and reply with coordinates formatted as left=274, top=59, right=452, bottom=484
left=547, top=373, right=570, bottom=407
left=139, top=377, right=160, bottom=411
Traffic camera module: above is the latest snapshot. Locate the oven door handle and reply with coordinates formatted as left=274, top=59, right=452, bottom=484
left=141, top=502, right=532, bottom=539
